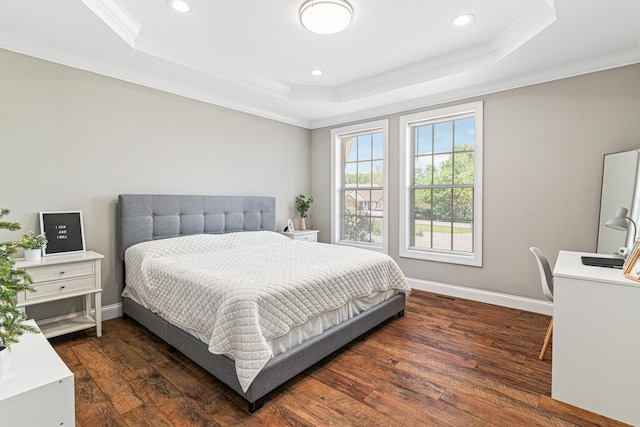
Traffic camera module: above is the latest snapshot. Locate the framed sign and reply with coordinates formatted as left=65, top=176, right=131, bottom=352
left=39, top=211, right=86, bottom=256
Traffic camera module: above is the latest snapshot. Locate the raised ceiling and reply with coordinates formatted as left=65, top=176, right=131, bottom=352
left=1, top=0, right=639, bottom=128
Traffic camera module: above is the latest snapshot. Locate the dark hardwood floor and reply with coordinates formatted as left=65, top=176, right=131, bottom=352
left=50, top=290, right=628, bottom=426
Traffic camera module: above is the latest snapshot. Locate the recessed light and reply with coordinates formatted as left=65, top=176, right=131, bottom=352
left=168, top=0, right=191, bottom=13
left=310, top=69, right=323, bottom=76
left=451, top=14, right=474, bottom=27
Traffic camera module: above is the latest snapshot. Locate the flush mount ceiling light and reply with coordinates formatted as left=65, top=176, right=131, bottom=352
left=168, top=0, right=191, bottom=13
left=309, top=69, right=323, bottom=76
left=299, top=0, right=354, bottom=35
left=451, top=13, right=474, bottom=27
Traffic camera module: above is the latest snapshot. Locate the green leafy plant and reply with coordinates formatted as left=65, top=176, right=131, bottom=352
left=0, top=209, right=38, bottom=348
left=18, top=231, right=47, bottom=250
left=295, top=194, right=314, bottom=218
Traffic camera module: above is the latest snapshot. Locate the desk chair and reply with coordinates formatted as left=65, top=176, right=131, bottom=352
left=530, top=247, right=554, bottom=360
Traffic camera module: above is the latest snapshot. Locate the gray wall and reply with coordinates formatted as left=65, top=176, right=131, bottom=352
left=0, top=49, right=310, bottom=319
left=311, top=64, right=640, bottom=300
left=3, top=47, right=640, bottom=314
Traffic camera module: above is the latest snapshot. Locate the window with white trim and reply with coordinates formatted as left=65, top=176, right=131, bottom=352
left=331, top=120, right=389, bottom=253
left=399, top=101, right=483, bottom=266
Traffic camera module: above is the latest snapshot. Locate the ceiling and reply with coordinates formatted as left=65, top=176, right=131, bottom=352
left=1, top=0, right=639, bottom=129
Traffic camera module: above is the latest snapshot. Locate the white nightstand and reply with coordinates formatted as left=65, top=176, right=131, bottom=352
left=0, top=320, right=74, bottom=426
left=14, top=251, right=104, bottom=338
left=280, top=230, right=319, bottom=242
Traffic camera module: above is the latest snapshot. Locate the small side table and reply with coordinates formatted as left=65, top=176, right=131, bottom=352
left=14, top=251, right=104, bottom=338
left=279, top=230, right=319, bottom=242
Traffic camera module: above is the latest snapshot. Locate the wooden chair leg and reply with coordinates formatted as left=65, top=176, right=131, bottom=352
left=539, top=317, right=553, bottom=360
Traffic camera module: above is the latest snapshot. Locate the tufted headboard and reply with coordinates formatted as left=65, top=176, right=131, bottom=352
left=118, top=194, right=276, bottom=261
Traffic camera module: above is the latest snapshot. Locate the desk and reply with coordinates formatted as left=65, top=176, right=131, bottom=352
left=553, top=251, right=640, bottom=425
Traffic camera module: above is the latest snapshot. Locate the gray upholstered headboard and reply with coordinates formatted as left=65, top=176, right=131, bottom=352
left=118, top=194, right=276, bottom=260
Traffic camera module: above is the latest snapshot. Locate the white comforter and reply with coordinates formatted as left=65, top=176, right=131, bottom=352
left=123, top=231, right=410, bottom=392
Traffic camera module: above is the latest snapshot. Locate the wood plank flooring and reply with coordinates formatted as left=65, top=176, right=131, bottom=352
left=49, top=290, right=629, bottom=426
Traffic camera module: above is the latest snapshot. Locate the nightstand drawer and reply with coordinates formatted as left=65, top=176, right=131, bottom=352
left=294, top=233, right=317, bottom=242
left=280, top=230, right=319, bottom=242
left=28, top=262, right=94, bottom=283
left=26, top=276, right=95, bottom=301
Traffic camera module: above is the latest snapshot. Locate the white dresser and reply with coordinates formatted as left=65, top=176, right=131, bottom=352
left=0, top=320, right=74, bottom=426
left=553, top=251, right=640, bottom=425
left=15, top=251, right=104, bottom=338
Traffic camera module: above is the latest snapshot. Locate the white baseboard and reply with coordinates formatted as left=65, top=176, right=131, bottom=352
left=407, top=277, right=553, bottom=316
left=102, top=302, right=123, bottom=320
left=38, top=284, right=549, bottom=329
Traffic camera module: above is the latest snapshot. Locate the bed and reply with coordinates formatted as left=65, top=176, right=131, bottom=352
left=118, top=194, right=409, bottom=412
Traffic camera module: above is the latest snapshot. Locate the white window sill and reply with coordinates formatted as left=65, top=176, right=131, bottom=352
left=400, top=247, right=482, bottom=267
left=335, top=240, right=386, bottom=254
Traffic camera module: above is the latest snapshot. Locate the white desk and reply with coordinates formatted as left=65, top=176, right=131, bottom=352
left=553, top=251, right=640, bottom=426
left=0, top=320, right=74, bottom=425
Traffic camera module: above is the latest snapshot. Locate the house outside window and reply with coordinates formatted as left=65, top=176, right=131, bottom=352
left=399, top=101, right=483, bottom=266
left=331, top=119, right=389, bottom=253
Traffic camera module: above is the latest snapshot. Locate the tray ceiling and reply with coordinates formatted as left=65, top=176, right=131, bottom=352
left=1, top=0, right=639, bottom=128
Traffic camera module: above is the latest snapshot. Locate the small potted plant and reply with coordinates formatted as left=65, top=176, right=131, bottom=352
left=0, top=208, right=39, bottom=380
left=295, top=194, right=314, bottom=231
left=18, top=231, right=47, bottom=262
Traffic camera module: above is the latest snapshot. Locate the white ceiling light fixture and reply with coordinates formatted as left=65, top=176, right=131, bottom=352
left=451, top=14, right=474, bottom=27
left=168, top=0, right=191, bottom=13
left=310, top=69, right=323, bottom=76
left=299, top=0, right=354, bottom=35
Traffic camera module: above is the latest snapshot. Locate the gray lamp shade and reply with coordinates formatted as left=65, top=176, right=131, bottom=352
left=606, top=207, right=630, bottom=231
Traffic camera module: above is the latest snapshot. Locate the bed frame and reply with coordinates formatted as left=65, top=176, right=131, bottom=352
left=118, top=194, right=406, bottom=412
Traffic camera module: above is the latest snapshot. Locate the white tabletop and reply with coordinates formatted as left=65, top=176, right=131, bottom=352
left=554, top=251, right=640, bottom=288
left=14, top=250, right=104, bottom=268
left=0, top=320, right=73, bottom=398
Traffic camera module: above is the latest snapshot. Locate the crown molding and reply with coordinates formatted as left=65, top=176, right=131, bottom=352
left=0, top=35, right=311, bottom=128
left=81, top=0, right=140, bottom=46
left=2, top=25, right=637, bottom=131
left=308, top=45, right=640, bottom=129
left=4, top=0, right=637, bottom=130
left=134, top=28, right=291, bottom=100
left=334, top=0, right=556, bottom=102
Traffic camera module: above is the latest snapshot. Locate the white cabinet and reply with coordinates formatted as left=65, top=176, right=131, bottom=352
left=15, top=251, right=104, bottom=338
left=280, top=230, right=319, bottom=242
left=0, top=320, right=74, bottom=426
left=553, top=251, right=640, bottom=426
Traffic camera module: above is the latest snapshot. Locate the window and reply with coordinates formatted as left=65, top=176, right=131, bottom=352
left=399, top=101, right=483, bottom=266
left=331, top=120, right=388, bottom=252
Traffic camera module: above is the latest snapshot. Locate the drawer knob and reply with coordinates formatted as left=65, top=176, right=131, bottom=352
left=61, top=285, right=66, bottom=289
left=60, top=271, right=66, bottom=275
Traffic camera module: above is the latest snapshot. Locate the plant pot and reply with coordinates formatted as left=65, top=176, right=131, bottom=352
left=0, top=345, right=10, bottom=382
left=24, top=249, right=42, bottom=262
left=299, top=217, right=306, bottom=230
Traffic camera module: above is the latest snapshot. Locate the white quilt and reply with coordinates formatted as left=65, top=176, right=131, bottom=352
left=123, top=231, right=411, bottom=392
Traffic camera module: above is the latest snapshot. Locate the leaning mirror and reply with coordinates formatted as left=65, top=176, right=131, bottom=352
left=597, top=149, right=640, bottom=254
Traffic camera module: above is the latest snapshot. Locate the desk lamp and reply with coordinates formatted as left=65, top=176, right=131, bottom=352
left=605, top=207, right=637, bottom=255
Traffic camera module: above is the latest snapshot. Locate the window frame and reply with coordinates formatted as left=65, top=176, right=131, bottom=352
left=399, top=101, right=483, bottom=266
left=331, top=119, right=389, bottom=254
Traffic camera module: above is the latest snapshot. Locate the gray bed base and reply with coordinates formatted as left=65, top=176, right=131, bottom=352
left=118, top=194, right=406, bottom=412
